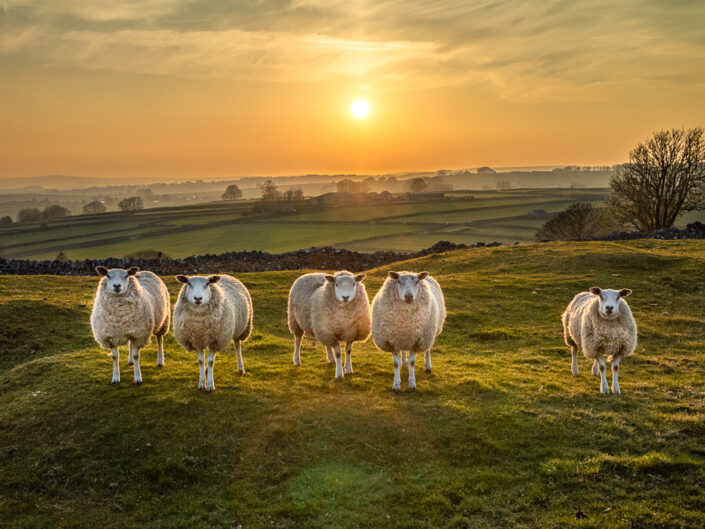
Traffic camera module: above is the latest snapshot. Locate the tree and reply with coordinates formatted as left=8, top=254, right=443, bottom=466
left=17, top=208, right=43, bottom=223
left=0, top=216, right=13, bottom=227
left=42, top=205, right=71, bottom=220
left=83, top=200, right=107, bottom=214
left=292, top=188, right=304, bottom=200
left=221, top=184, right=243, bottom=200
left=55, top=250, right=68, bottom=262
left=119, top=196, right=144, bottom=213
left=477, top=166, right=496, bottom=174
left=409, top=178, right=428, bottom=192
left=536, top=202, right=614, bottom=241
left=258, top=179, right=279, bottom=201
left=608, top=128, right=705, bottom=231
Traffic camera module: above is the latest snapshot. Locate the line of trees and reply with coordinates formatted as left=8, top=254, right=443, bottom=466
left=83, top=200, right=107, bottom=214
left=17, top=205, right=71, bottom=223
left=118, top=196, right=144, bottom=213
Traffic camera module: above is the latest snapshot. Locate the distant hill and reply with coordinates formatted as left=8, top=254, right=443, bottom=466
left=0, top=175, right=109, bottom=190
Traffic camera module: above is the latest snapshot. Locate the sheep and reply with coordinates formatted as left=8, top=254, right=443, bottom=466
left=371, top=271, right=446, bottom=391
left=562, top=287, right=637, bottom=394
left=90, top=266, right=170, bottom=384
left=173, top=274, right=252, bottom=392
left=287, top=271, right=371, bottom=378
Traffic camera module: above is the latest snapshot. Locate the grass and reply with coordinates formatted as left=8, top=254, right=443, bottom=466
left=1, top=239, right=705, bottom=528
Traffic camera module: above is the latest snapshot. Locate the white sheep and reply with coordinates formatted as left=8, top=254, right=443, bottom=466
left=90, top=266, right=170, bottom=384
left=173, top=274, right=252, bottom=392
left=287, top=271, right=371, bottom=378
left=371, top=271, right=446, bottom=391
left=562, top=287, right=637, bottom=394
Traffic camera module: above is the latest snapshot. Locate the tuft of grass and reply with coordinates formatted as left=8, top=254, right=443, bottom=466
left=1, top=240, right=705, bottom=528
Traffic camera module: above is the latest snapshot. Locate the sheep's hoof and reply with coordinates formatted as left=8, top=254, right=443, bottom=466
left=425, top=368, right=432, bottom=374
left=156, top=361, right=164, bottom=368
left=198, top=382, right=205, bottom=390
left=408, top=384, right=417, bottom=391
left=345, top=368, right=353, bottom=375
left=134, top=379, right=142, bottom=385
left=335, top=373, right=344, bottom=379
left=612, top=388, right=621, bottom=395
left=392, top=383, right=401, bottom=392
left=600, top=387, right=609, bottom=395
left=206, top=386, right=215, bottom=392
left=111, top=378, right=120, bottom=384
left=238, top=369, right=246, bottom=375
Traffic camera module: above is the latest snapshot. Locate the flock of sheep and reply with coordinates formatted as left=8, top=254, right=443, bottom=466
left=90, top=266, right=636, bottom=394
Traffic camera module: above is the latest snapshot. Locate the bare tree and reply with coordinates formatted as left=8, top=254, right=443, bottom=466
left=292, top=188, right=304, bottom=200
left=83, top=200, right=107, bottom=214
left=17, top=208, right=43, bottom=223
left=258, top=179, right=279, bottom=201
left=221, top=184, right=243, bottom=200
left=608, top=128, right=705, bottom=230
left=42, top=205, right=71, bottom=220
left=0, top=216, right=13, bottom=227
left=119, top=196, right=144, bottom=213
left=536, top=202, right=615, bottom=241
left=409, top=178, right=428, bottom=192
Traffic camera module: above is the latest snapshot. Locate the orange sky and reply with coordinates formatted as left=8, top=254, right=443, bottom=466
left=1, top=1, right=705, bottom=179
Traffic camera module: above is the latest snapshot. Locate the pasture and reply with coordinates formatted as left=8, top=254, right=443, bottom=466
left=1, top=240, right=704, bottom=528
left=0, top=188, right=623, bottom=260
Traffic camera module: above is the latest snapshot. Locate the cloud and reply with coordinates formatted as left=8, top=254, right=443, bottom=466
left=1, top=0, right=704, bottom=100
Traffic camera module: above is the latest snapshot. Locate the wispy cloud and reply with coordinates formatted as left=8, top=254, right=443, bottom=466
left=1, top=0, right=704, bottom=100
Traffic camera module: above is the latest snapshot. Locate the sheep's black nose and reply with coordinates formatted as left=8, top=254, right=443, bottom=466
left=194, top=297, right=202, bottom=304
left=605, top=306, right=614, bottom=313
left=113, top=285, right=121, bottom=292
left=342, top=295, right=349, bottom=301
left=405, top=294, right=413, bottom=303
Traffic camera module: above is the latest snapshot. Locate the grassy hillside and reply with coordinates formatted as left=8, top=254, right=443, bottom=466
left=0, top=189, right=619, bottom=260
left=1, top=240, right=704, bottom=528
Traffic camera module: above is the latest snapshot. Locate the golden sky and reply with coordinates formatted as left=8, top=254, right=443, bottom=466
left=1, top=0, right=705, bottom=179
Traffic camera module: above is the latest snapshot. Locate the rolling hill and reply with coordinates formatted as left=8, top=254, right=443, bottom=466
left=1, top=240, right=704, bottom=528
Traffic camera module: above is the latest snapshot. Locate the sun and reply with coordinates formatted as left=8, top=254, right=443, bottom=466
left=350, top=98, right=370, bottom=119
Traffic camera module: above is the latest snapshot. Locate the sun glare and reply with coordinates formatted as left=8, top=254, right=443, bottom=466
left=351, top=99, right=370, bottom=119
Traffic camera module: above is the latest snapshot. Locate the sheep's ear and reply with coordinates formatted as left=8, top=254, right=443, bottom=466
left=95, top=266, right=108, bottom=276
left=324, top=274, right=336, bottom=282
left=619, top=288, right=632, bottom=298
left=209, top=275, right=221, bottom=284
left=417, top=271, right=429, bottom=281
left=176, top=275, right=189, bottom=284
left=355, top=274, right=366, bottom=282
left=388, top=271, right=399, bottom=280
left=127, top=266, right=139, bottom=276
left=589, top=287, right=601, bottom=296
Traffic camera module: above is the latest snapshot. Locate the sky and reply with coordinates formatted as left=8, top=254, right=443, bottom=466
left=1, top=0, right=705, bottom=179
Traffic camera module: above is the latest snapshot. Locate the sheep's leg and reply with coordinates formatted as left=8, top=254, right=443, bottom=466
left=325, top=345, right=335, bottom=364
left=334, top=343, right=344, bottom=379
left=570, top=346, right=579, bottom=375
left=197, top=349, right=206, bottom=390
left=591, top=359, right=600, bottom=376
left=131, top=342, right=142, bottom=384
left=235, top=340, right=245, bottom=374
left=156, top=334, right=165, bottom=367
left=425, top=350, right=432, bottom=373
left=611, top=356, right=621, bottom=395
left=408, top=352, right=417, bottom=390
left=391, top=351, right=401, bottom=391
left=598, top=358, right=608, bottom=394
left=344, top=342, right=353, bottom=375
left=111, top=347, right=120, bottom=384
left=127, top=340, right=134, bottom=365
left=401, top=351, right=408, bottom=368
left=206, top=349, right=216, bottom=392
left=292, top=334, right=302, bottom=367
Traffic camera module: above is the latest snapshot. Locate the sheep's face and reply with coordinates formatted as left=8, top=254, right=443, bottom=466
left=324, top=273, right=365, bottom=304
left=96, top=266, right=138, bottom=296
left=590, top=287, right=631, bottom=319
left=176, top=275, right=221, bottom=306
left=389, top=271, right=429, bottom=303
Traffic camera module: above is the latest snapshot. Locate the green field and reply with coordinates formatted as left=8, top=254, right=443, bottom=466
left=0, top=188, right=650, bottom=260
left=1, top=240, right=705, bottom=527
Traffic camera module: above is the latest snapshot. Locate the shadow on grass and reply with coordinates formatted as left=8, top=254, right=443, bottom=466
left=0, top=300, right=93, bottom=371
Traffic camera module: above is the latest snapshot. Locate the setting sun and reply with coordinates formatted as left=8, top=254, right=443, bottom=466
left=351, top=99, right=370, bottom=119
